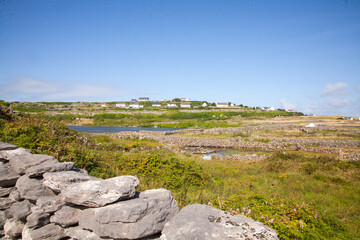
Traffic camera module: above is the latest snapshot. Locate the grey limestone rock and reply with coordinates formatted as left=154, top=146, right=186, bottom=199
left=0, top=163, right=20, bottom=187
left=15, top=175, right=55, bottom=202
left=26, top=162, right=75, bottom=178
left=0, top=211, right=5, bottom=230
left=0, top=198, right=14, bottom=210
left=9, top=189, right=23, bottom=201
left=25, top=207, right=50, bottom=229
left=22, top=223, right=66, bottom=240
left=0, top=147, right=31, bottom=163
left=43, top=171, right=97, bottom=193
left=61, top=175, right=139, bottom=207
left=4, top=218, right=24, bottom=238
left=0, top=187, right=13, bottom=198
left=65, top=227, right=101, bottom=240
left=0, top=142, right=17, bottom=151
left=36, top=196, right=64, bottom=213
left=160, top=204, right=279, bottom=240
left=8, top=200, right=33, bottom=221
left=50, top=206, right=81, bottom=228
left=79, top=188, right=179, bottom=239
left=9, top=153, right=58, bottom=175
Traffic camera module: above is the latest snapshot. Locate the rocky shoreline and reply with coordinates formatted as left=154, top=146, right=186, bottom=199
left=0, top=142, right=279, bottom=240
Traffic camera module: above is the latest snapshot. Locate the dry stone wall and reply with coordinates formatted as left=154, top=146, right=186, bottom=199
left=0, top=141, right=278, bottom=240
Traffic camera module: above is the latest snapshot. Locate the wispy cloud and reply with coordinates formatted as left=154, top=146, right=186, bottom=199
left=280, top=99, right=296, bottom=110
left=0, top=77, right=131, bottom=102
left=321, top=82, right=349, bottom=97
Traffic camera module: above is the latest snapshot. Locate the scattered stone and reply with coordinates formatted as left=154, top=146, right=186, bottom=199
left=0, top=142, right=17, bottom=151
left=43, top=171, right=97, bottom=193
left=0, top=187, right=13, bottom=197
left=79, top=188, right=178, bottom=239
left=0, top=163, right=20, bottom=187
left=22, top=223, right=66, bottom=240
left=15, top=175, right=55, bottom=201
left=0, top=198, right=14, bottom=210
left=160, top=204, right=278, bottom=240
left=26, top=207, right=50, bottom=229
left=36, top=196, right=64, bottom=213
left=26, top=162, right=75, bottom=178
left=61, top=175, right=139, bottom=207
left=9, top=153, right=58, bottom=175
left=8, top=200, right=33, bottom=221
left=65, top=227, right=101, bottom=240
left=50, top=206, right=81, bottom=228
left=4, top=218, right=24, bottom=238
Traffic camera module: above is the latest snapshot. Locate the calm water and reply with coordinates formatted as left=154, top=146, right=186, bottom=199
left=68, top=126, right=181, bottom=133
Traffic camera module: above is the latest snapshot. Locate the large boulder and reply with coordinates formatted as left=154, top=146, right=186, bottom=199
left=0, top=142, right=17, bottom=151
left=43, top=171, right=97, bottom=193
left=50, top=206, right=81, bottom=227
left=26, top=162, right=75, bottom=178
left=0, top=147, right=31, bottom=162
left=0, top=162, right=20, bottom=187
left=79, top=188, right=179, bottom=239
left=36, top=196, right=64, bottom=213
left=9, top=153, right=58, bottom=175
left=15, top=175, right=55, bottom=201
left=160, top=204, right=279, bottom=240
left=22, top=223, right=66, bottom=240
left=61, top=175, right=139, bottom=207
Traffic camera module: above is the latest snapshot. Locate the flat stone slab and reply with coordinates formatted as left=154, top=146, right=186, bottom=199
left=0, top=163, right=20, bottom=187
left=50, top=206, right=81, bottom=227
left=0, top=197, right=14, bottom=210
left=79, top=188, right=179, bottom=239
left=36, top=196, right=64, bottom=213
left=43, top=171, right=97, bottom=193
left=26, top=162, right=75, bottom=178
left=26, top=206, right=50, bottom=229
left=8, top=200, right=33, bottom=221
left=61, top=175, right=139, bottom=207
left=10, top=153, right=58, bottom=175
left=65, top=227, right=101, bottom=240
left=0, top=187, right=13, bottom=197
left=0, top=142, right=17, bottom=151
left=160, top=204, right=279, bottom=240
left=15, top=175, right=55, bottom=201
left=22, top=223, right=66, bottom=240
left=0, top=147, right=32, bottom=162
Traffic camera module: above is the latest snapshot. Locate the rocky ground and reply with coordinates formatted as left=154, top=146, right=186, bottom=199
left=0, top=142, right=279, bottom=240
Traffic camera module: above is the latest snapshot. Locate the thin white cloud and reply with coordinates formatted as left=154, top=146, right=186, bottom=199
left=0, top=77, right=131, bottom=102
left=321, top=82, right=349, bottom=97
left=280, top=99, right=296, bottom=110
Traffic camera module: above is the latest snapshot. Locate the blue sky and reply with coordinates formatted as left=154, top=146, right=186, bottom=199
left=0, top=0, right=359, bottom=116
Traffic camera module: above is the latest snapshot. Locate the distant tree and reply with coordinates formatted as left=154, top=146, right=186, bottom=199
left=172, top=98, right=181, bottom=102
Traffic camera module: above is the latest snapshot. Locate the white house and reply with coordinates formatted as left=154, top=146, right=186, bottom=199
left=100, top=104, right=107, bottom=107
left=202, top=102, right=208, bottom=107
left=180, top=102, right=191, bottom=108
left=216, top=102, right=229, bottom=108
left=167, top=103, right=178, bottom=108
left=138, top=97, right=150, bottom=102
left=152, top=102, right=161, bottom=107
left=116, top=102, right=127, bottom=108
left=129, top=102, right=144, bottom=109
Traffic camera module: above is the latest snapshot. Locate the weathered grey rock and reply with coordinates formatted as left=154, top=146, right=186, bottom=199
left=26, top=162, right=75, bottom=178
left=15, top=175, right=55, bottom=202
left=65, top=227, right=101, bottom=240
left=36, top=196, right=64, bottom=213
left=61, top=175, right=139, bottom=207
left=8, top=200, right=33, bottom=221
left=25, top=207, right=50, bottom=229
left=0, top=163, right=20, bottom=187
left=160, top=204, right=279, bottom=240
left=79, top=188, right=178, bottom=239
left=22, top=224, right=66, bottom=240
left=9, top=189, right=23, bottom=201
left=0, top=187, right=13, bottom=197
left=0, top=142, right=17, bottom=151
left=0, top=147, right=32, bottom=163
left=0, top=211, right=5, bottom=229
left=0, top=198, right=14, bottom=210
left=43, top=171, right=97, bottom=193
left=50, top=206, right=81, bottom=227
left=9, top=153, right=58, bottom=175
left=4, top=218, right=24, bottom=238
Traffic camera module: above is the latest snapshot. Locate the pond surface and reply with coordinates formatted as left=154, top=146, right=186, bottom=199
left=68, top=126, right=181, bottom=133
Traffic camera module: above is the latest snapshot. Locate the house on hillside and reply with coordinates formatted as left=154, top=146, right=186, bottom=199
left=180, top=102, right=191, bottom=108
left=100, top=104, right=107, bottom=107
left=129, top=102, right=144, bottom=109
left=152, top=102, right=161, bottom=107
left=116, top=102, right=127, bottom=108
left=167, top=103, right=178, bottom=108
left=138, top=97, right=150, bottom=102
left=216, top=102, right=229, bottom=108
